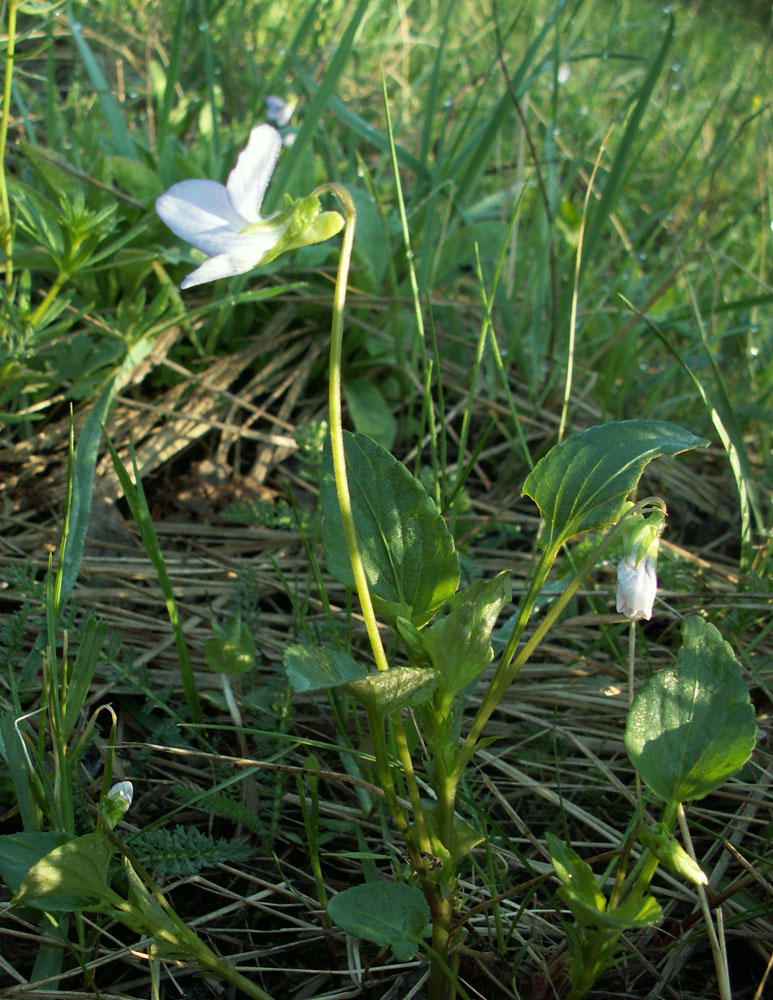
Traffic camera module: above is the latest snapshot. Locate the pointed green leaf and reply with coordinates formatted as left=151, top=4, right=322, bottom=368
left=423, top=571, right=511, bottom=697
left=283, top=644, right=366, bottom=693
left=322, top=433, right=459, bottom=627
left=346, top=666, right=439, bottom=717
left=418, top=804, right=485, bottom=867
left=327, top=881, right=429, bottom=961
left=548, top=834, right=661, bottom=930
left=625, top=616, right=756, bottom=804
left=546, top=833, right=606, bottom=913
left=523, top=421, right=708, bottom=550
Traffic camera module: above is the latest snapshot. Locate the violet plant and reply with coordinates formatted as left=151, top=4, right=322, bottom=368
left=2, top=122, right=757, bottom=1000
left=144, top=123, right=757, bottom=998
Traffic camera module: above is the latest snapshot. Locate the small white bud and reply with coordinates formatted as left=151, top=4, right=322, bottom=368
left=616, top=554, right=657, bottom=621
left=108, top=780, right=134, bottom=810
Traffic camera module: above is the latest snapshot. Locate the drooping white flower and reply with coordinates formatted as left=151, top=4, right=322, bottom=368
left=155, top=123, right=343, bottom=289
left=614, top=506, right=665, bottom=622
left=616, top=553, right=657, bottom=621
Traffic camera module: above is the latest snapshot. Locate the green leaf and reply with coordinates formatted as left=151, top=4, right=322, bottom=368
left=0, top=832, right=73, bottom=896
left=547, top=834, right=661, bottom=931
left=418, top=804, right=484, bottom=868
left=205, top=617, right=256, bottom=676
left=423, top=571, right=511, bottom=698
left=343, top=379, right=397, bottom=450
left=283, top=644, right=366, bottom=693
left=608, top=894, right=662, bottom=929
left=321, top=433, right=459, bottom=627
left=546, top=833, right=606, bottom=914
left=625, top=616, right=757, bottom=804
left=13, top=833, right=118, bottom=912
left=523, top=420, right=708, bottom=551
left=64, top=614, right=107, bottom=740
left=345, top=666, right=439, bottom=717
left=327, top=881, right=429, bottom=961
left=66, top=1, right=136, bottom=159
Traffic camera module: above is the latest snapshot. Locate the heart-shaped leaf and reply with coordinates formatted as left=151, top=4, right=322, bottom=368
left=523, top=421, right=708, bottom=551
left=327, top=881, right=429, bottom=961
left=625, top=616, right=756, bottom=804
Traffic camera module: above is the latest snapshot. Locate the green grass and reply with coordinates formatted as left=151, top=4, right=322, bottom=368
left=0, top=0, right=771, bottom=997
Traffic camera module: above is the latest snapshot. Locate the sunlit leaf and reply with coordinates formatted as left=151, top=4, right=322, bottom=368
left=346, top=666, right=439, bottom=717
left=423, top=571, right=511, bottom=698
left=13, top=833, right=117, bottom=912
left=283, top=644, right=366, bottom=693
left=625, top=616, right=756, bottom=804
left=523, top=420, right=708, bottom=551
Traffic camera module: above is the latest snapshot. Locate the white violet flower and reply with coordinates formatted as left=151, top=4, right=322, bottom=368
left=616, top=553, right=657, bottom=621
left=264, top=95, right=296, bottom=127
left=155, top=123, right=343, bottom=289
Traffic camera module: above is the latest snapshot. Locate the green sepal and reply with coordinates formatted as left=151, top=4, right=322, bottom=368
left=638, top=823, right=708, bottom=885
left=252, top=194, right=343, bottom=267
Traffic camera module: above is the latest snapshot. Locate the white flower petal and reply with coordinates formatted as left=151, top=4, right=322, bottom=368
left=226, top=124, right=282, bottom=222
left=156, top=180, right=247, bottom=254
left=180, top=246, right=264, bottom=289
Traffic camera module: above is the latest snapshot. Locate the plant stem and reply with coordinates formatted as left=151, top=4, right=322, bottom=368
left=0, top=0, right=18, bottom=294
left=677, top=804, right=731, bottom=1000
left=316, top=182, right=390, bottom=676
left=428, top=894, right=454, bottom=1000
left=454, top=498, right=666, bottom=777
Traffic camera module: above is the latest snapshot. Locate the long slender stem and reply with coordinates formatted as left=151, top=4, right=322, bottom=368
left=0, top=0, right=18, bottom=294
left=677, top=804, right=731, bottom=1000
left=316, top=183, right=389, bottom=675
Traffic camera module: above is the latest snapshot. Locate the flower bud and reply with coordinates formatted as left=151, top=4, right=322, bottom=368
left=103, top=780, right=133, bottom=829
left=638, top=823, right=708, bottom=885
left=615, top=509, right=665, bottom=621
left=616, top=553, right=657, bottom=621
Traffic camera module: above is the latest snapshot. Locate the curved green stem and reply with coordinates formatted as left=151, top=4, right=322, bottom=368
left=316, top=183, right=389, bottom=675
left=454, top=498, right=667, bottom=776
